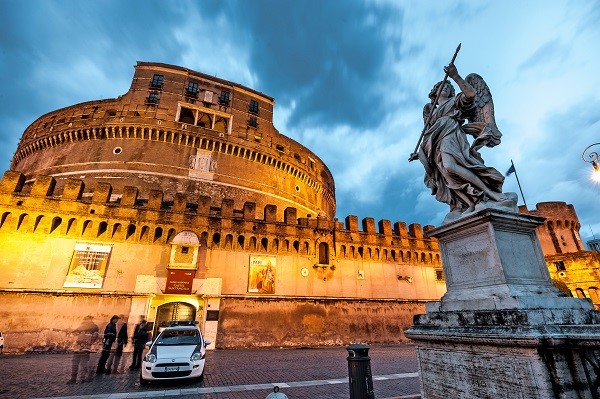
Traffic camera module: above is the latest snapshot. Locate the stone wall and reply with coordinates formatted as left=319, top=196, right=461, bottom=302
left=0, top=292, right=134, bottom=354
left=216, top=296, right=424, bottom=348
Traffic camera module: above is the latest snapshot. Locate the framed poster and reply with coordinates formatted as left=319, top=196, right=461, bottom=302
left=247, top=256, right=276, bottom=294
left=63, top=243, right=112, bottom=288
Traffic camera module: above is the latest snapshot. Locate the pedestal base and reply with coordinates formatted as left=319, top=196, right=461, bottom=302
left=406, top=308, right=600, bottom=399
left=406, top=209, right=600, bottom=398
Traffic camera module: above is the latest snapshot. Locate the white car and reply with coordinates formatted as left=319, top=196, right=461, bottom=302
left=140, top=322, right=210, bottom=385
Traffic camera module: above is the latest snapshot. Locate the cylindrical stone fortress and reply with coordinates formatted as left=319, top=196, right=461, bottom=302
left=11, top=62, right=336, bottom=219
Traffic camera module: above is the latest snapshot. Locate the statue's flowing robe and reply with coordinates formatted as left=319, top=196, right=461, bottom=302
left=418, top=93, right=504, bottom=211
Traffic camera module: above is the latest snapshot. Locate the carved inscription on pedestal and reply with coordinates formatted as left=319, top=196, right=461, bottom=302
left=418, top=347, right=547, bottom=399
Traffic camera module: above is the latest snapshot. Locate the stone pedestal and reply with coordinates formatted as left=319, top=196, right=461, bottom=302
left=405, top=209, right=600, bottom=399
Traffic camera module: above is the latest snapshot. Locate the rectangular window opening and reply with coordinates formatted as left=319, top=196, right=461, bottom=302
left=151, top=74, right=164, bottom=88
left=249, top=99, right=259, bottom=114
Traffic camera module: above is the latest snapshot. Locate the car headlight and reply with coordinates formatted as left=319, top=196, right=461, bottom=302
left=190, top=352, right=202, bottom=361
left=146, top=353, right=157, bottom=363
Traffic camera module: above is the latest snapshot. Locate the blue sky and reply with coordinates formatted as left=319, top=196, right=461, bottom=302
left=1, top=1, right=599, bottom=243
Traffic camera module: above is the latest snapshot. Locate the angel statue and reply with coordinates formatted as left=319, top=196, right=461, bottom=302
left=411, top=63, right=517, bottom=223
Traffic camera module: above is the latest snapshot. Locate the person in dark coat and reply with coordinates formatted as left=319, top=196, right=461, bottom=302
left=106, top=316, right=128, bottom=374
left=96, top=315, right=119, bottom=374
left=129, top=319, right=149, bottom=370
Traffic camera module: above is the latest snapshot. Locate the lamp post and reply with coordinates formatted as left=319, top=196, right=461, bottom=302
left=582, top=143, right=600, bottom=173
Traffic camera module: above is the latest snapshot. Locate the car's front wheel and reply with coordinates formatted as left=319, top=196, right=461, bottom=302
left=139, top=374, right=149, bottom=386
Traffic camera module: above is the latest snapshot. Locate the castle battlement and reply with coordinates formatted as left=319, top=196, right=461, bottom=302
left=0, top=171, right=439, bottom=263
left=519, top=202, right=583, bottom=255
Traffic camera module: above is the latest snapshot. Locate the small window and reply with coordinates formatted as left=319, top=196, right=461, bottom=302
left=186, top=81, right=199, bottom=96
left=554, top=261, right=566, bottom=271
left=249, top=99, right=259, bottom=114
left=147, top=91, right=160, bottom=104
left=150, top=74, right=164, bottom=88
left=248, top=117, right=258, bottom=128
left=435, top=269, right=445, bottom=281
left=181, top=246, right=189, bottom=254
left=219, top=90, right=230, bottom=105
left=276, top=144, right=284, bottom=152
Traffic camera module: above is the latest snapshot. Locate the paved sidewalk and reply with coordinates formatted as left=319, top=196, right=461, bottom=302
left=0, top=344, right=421, bottom=398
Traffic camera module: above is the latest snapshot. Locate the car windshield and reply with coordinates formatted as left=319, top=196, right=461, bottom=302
left=156, top=329, right=201, bottom=345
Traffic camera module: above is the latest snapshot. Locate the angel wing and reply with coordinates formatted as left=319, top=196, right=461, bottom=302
left=464, top=73, right=502, bottom=151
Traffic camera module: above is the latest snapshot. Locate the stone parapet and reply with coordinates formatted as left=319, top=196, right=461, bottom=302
left=0, top=171, right=440, bottom=264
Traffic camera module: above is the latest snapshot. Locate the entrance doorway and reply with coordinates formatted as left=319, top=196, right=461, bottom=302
left=154, top=302, right=197, bottom=336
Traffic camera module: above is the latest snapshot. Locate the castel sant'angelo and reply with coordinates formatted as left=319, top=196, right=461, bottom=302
left=0, top=62, right=597, bottom=353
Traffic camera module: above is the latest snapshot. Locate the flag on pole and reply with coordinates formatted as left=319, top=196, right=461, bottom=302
left=505, top=160, right=528, bottom=209
left=506, top=164, right=516, bottom=176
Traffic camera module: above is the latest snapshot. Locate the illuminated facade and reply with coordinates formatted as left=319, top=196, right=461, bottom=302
left=2, top=63, right=596, bottom=354
left=521, top=202, right=600, bottom=309
left=0, top=62, right=446, bottom=353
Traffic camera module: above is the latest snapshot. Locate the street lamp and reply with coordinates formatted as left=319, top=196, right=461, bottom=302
left=582, top=143, right=600, bottom=174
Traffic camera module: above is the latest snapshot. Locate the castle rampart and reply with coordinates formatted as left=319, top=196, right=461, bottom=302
left=0, top=171, right=439, bottom=267
left=519, top=202, right=583, bottom=255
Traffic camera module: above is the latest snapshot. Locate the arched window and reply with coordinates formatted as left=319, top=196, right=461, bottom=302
left=67, top=218, right=77, bottom=235
left=261, top=237, right=268, bottom=251
left=126, top=224, right=136, bottom=240
left=238, top=235, right=245, bottom=250
left=140, top=225, right=149, bottom=241
left=82, top=220, right=93, bottom=236
left=34, top=215, right=44, bottom=232
left=318, top=242, right=329, bottom=264
left=0, top=212, right=11, bottom=229
left=197, top=113, right=212, bottom=128
left=214, top=117, right=228, bottom=133
left=112, top=223, right=122, bottom=238
left=17, top=213, right=28, bottom=231
left=97, top=221, right=108, bottom=237
left=166, top=228, right=176, bottom=242
left=50, top=216, right=62, bottom=233
left=154, top=227, right=163, bottom=242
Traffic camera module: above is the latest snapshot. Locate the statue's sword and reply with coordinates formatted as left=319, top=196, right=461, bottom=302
left=408, top=43, right=461, bottom=162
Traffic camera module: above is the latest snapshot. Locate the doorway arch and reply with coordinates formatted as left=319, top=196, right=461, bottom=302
left=154, top=302, right=197, bottom=336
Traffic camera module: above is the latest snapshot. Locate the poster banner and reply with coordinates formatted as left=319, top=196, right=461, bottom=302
left=247, top=256, right=276, bottom=294
left=164, top=269, right=195, bottom=294
left=63, top=243, right=112, bottom=288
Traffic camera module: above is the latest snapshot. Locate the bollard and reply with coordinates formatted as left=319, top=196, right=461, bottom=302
left=346, top=343, right=375, bottom=399
left=265, top=386, right=288, bottom=399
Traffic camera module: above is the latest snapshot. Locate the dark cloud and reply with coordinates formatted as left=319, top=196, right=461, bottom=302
left=219, top=0, right=403, bottom=129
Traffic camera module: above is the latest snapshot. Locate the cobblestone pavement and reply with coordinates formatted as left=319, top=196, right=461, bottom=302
left=0, top=344, right=421, bottom=399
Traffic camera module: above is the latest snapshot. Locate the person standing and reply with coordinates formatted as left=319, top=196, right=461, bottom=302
left=106, top=317, right=128, bottom=374
left=96, top=315, right=119, bottom=374
left=129, top=319, right=149, bottom=370
left=68, top=316, right=99, bottom=384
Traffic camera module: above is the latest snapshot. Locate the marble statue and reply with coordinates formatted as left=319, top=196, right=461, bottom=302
left=411, top=64, right=517, bottom=223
